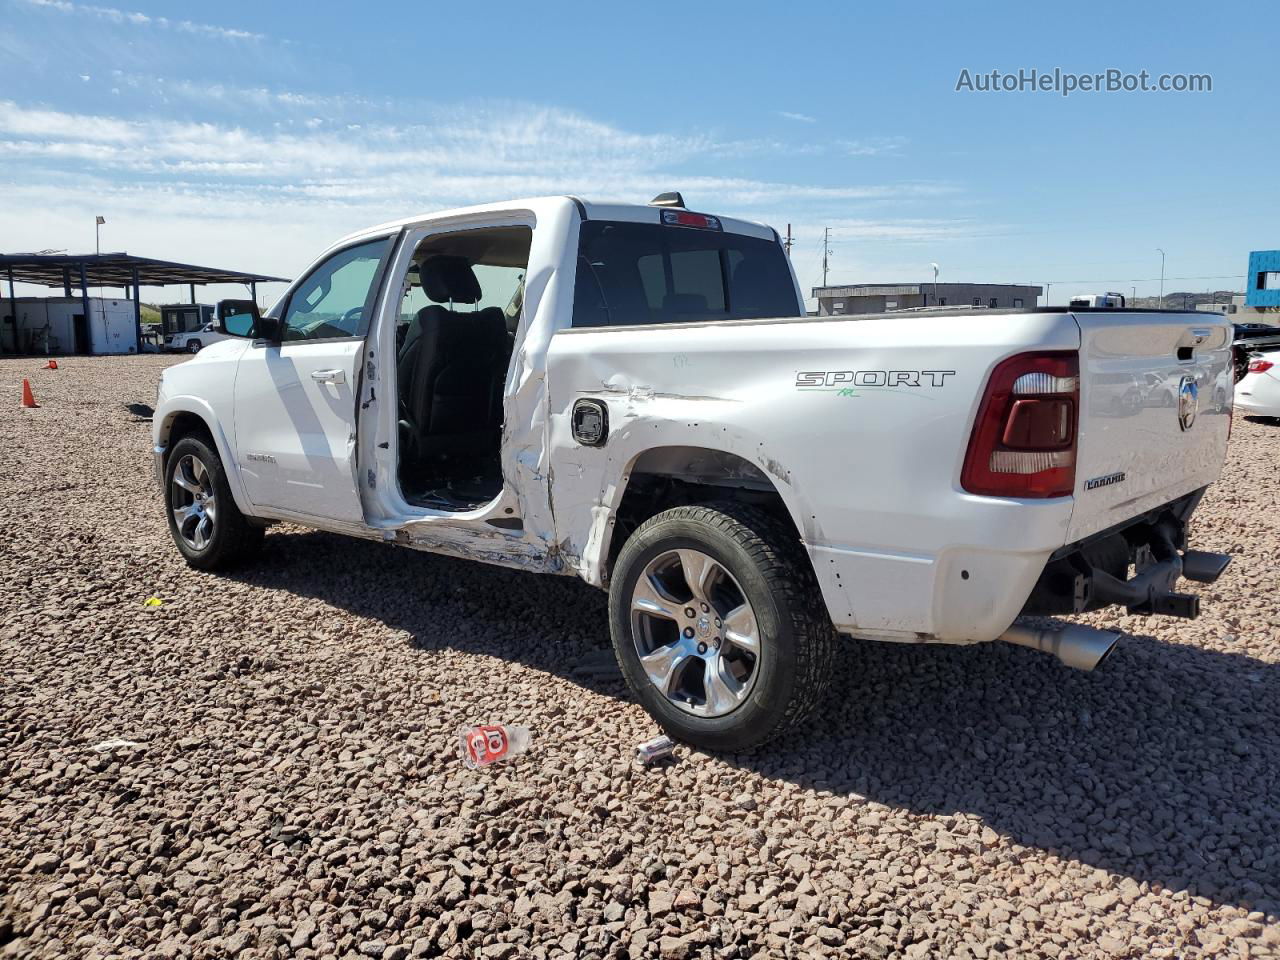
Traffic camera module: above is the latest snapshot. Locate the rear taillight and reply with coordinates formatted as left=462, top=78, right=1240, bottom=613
left=1248, top=358, right=1274, bottom=374
left=962, top=351, right=1079, bottom=498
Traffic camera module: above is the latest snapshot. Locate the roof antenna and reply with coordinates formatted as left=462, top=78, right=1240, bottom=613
left=649, top=192, right=685, bottom=208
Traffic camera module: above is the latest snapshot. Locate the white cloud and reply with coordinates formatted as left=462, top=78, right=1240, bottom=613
left=0, top=97, right=966, bottom=299
left=839, top=137, right=908, bottom=156
left=778, top=111, right=817, bottom=123
left=17, top=0, right=263, bottom=42
left=0, top=100, right=944, bottom=200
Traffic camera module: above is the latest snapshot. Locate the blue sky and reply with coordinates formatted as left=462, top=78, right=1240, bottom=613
left=1, top=0, right=1275, bottom=307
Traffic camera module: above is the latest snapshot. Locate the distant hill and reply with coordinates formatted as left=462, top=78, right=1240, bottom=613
left=1126, top=291, right=1240, bottom=311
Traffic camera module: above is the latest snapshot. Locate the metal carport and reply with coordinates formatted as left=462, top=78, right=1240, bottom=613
left=0, top=253, right=289, bottom=354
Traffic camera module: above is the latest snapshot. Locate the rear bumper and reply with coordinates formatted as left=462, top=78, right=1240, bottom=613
left=817, top=488, right=1226, bottom=645
left=811, top=493, right=1076, bottom=644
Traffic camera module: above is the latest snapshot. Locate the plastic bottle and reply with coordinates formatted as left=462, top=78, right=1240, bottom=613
left=457, top=724, right=532, bottom=769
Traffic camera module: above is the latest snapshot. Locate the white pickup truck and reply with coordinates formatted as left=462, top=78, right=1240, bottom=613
left=153, top=194, right=1233, bottom=749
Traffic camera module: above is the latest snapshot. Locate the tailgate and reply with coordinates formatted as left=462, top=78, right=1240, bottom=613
left=1067, top=311, right=1232, bottom=542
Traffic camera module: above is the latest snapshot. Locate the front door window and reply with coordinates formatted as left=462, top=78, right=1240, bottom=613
left=282, top=239, right=389, bottom=341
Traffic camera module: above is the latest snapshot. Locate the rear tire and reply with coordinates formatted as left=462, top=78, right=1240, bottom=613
left=164, top=435, right=263, bottom=570
left=608, top=502, right=836, bottom=752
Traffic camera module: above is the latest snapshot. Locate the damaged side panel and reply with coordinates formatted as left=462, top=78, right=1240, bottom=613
left=542, top=310, right=1082, bottom=642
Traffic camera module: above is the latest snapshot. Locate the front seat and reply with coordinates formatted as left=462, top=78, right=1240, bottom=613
left=401, top=256, right=510, bottom=461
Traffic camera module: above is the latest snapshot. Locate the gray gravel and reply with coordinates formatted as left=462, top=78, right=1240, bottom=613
left=2, top=354, right=1278, bottom=959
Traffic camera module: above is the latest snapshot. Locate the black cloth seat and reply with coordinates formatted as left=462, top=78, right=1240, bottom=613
left=399, top=257, right=511, bottom=461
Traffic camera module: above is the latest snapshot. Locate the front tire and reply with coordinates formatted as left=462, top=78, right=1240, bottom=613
left=164, top=435, right=263, bottom=570
left=186, top=340, right=202, bottom=353
left=608, top=503, right=836, bottom=751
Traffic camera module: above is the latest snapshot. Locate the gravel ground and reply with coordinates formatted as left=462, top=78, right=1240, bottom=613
left=1, top=354, right=1278, bottom=960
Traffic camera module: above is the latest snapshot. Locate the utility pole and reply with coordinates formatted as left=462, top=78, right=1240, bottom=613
left=784, top=223, right=793, bottom=258
left=822, top=227, right=831, bottom=287
left=1157, top=248, right=1166, bottom=309
left=94, top=215, right=106, bottom=306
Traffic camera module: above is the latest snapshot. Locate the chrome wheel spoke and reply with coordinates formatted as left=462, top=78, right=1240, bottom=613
left=173, top=469, right=200, bottom=495
left=640, top=642, right=689, bottom=695
left=677, top=549, right=719, bottom=602
left=704, top=658, right=745, bottom=714
left=632, top=574, right=681, bottom=620
left=722, top=603, right=760, bottom=654
left=192, top=457, right=210, bottom=493
left=193, top=514, right=213, bottom=549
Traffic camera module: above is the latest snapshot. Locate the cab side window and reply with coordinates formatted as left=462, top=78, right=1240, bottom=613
left=282, top=238, right=391, bottom=342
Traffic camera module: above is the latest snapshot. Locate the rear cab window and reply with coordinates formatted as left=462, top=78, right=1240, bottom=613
left=572, top=218, right=801, bottom=328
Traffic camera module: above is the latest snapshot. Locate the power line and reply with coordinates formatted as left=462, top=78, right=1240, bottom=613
left=1039, top=273, right=1244, bottom=285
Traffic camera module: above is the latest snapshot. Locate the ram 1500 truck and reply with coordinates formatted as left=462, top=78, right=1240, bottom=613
left=153, top=194, right=1233, bottom=749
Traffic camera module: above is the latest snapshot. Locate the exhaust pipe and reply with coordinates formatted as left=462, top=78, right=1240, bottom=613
left=999, top=623, right=1122, bottom=672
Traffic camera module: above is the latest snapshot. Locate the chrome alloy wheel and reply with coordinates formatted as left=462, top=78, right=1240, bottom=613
left=170, top=454, right=217, bottom=551
left=630, top=549, right=761, bottom=717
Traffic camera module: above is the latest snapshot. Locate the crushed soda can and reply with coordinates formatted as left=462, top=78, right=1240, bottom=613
left=458, top=724, right=531, bottom=769
left=635, top=734, right=676, bottom=766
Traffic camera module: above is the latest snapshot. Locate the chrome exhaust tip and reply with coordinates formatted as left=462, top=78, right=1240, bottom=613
left=999, top=623, right=1122, bottom=672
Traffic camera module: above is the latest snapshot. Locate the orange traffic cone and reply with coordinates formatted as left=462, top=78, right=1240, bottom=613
left=21, top=379, right=39, bottom=408
left=45, top=359, right=57, bottom=370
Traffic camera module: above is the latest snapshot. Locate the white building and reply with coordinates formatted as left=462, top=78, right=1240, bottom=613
left=4, top=296, right=138, bottom=355
left=1195, top=295, right=1274, bottom=322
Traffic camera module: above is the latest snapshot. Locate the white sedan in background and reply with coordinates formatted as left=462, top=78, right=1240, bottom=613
left=165, top=321, right=232, bottom=354
left=1234, top=349, right=1280, bottom=418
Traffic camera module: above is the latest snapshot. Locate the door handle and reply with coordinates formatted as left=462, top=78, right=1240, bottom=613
left=311, top=369, right=346, bottom=384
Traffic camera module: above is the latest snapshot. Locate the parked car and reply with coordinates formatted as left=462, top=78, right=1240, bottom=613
left=1234, top=347, right=1280, bottom=418
left=164, top=321, right=230, bottom=353
left=151, top=194, right=1233, bottom=750
left=1231, top=323, right=1280, bottom=382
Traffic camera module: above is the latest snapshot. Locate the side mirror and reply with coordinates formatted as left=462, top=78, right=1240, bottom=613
left=217, top=300, right=281, bottom=342
left=217, top=299, right=259, bottom=337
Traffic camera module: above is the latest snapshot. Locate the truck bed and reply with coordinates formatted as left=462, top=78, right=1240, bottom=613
left=546, top=307, right=1231, bottom=644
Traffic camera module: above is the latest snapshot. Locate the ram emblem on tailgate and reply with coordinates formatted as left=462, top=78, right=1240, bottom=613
left=1177, top=376, right=1199, bottom=431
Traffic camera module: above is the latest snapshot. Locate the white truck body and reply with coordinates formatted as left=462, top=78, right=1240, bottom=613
left=152, top=196, right=1232, bottom=743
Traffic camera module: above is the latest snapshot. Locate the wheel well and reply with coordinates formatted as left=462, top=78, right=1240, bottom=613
left=608, top=446, right=802, bottom=569
left=161, top=412, right=215, bottom=467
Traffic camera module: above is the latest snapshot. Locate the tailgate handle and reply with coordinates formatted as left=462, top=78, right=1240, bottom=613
left=1176, top=327, right=1213, bottom=361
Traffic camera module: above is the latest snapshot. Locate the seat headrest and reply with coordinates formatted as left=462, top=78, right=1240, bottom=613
left=418, top=255, right=481, bottom=304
